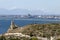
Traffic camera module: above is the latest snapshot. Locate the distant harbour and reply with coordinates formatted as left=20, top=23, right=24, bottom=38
left=0, top=18, right=60, bottom=34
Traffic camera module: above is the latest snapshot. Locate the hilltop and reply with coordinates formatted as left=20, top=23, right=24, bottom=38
left=7, top=23, right=60, bottom=37
left=19, top=24, right=60, bottom=37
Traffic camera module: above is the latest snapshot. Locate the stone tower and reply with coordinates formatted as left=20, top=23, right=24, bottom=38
left=10, top=20, right=16, bottom=30
left=7, top=20, right=18, bottom=33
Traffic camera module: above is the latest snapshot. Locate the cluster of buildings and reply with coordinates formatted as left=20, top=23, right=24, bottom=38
left=0, top=14, right=60, bottom=19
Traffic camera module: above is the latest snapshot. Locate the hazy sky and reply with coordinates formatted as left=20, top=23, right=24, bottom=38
left=0, top=0, right=60, bottom=15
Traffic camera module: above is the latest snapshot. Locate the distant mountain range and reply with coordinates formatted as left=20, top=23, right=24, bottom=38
left=0, top=8, right=58, bottom=15
left=0, top=8, right=46, bottom=15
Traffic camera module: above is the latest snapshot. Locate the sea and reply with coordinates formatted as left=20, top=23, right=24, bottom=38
left=0, top=18, right=60, bottom=34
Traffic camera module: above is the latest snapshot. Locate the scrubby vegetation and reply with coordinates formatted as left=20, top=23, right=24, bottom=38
left=0, top=35, right=38, bottom=40
left=1, top=23, right=60, bottom=40
left=21, top=23, right=60, bottom=37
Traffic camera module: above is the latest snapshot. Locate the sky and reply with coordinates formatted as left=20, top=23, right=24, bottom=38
left=0, top=0, right=60, bottom=15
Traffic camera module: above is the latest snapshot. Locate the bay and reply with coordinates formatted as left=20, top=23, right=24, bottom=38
left=0, top=18, right=60, bottom=34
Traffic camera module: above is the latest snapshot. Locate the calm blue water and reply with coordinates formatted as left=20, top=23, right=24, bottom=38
left=0, top=18, right=60, bottom=34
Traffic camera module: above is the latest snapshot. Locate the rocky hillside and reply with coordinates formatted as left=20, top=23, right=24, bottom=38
left=7, top=23, right=60, bottom=37
left=20, top=23, right=60, bottom=37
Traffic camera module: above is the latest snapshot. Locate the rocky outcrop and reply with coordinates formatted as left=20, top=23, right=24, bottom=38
left=7, top=20, right=21, bottom=33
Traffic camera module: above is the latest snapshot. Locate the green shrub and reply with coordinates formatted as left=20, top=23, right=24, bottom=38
left=57, top=39, right=60, bottom=40
left=0, top=36, right=6, bottom=40
left=30, top=37, right=38, bottom=40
